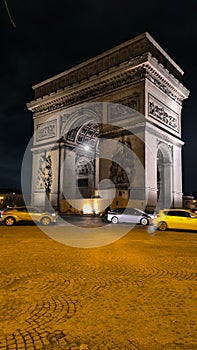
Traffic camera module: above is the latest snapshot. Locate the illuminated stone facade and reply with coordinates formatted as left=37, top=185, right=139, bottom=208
left=27, top=32, right=189, bottom=212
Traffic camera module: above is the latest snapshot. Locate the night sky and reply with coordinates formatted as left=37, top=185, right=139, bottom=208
left=0, top=0, right=196, bottom=194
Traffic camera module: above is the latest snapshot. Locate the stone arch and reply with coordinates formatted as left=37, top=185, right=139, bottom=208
left=60, top=106, right=102, bottom=140
left=60, top=107, right=102, bottom=201
left=157, top=142, right=173, bottom=209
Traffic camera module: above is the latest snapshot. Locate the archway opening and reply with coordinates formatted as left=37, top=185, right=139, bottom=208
left=63, top=121, right=100, bottom=200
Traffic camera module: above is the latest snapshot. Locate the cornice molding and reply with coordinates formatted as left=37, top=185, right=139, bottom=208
left=27, top=58, right=189, bottom=117
left=27, top=65, right=145, bottom=115
left=32, top=32, right=184, bottom=96
left=144, top=55, right=189, bottom=99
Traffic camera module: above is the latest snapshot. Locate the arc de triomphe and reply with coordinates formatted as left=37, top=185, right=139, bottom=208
left=27, top=32, right=189, bottom=213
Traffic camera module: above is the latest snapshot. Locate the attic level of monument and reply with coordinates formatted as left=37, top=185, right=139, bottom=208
left=28, top=32, right=189, bottom=114
left=27, top=32, right=189, bottom=213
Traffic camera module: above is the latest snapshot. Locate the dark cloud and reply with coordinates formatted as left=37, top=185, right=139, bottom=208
left=0, top=0, right=196, bottom=192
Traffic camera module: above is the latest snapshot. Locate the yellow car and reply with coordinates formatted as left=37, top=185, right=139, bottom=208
left=0, top=206, right=57, bottom=226
left=153, top=208, right=197, bottom=231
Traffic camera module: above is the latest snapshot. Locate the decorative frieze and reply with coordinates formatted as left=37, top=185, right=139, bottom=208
left=36, top=120, right=57, bottom=141
left=107, top=98, right=139, bottom=122
left=31, top=68, right=146, bottom=116
left=116, top=97, right=139, bottom=111
left=145, top=67, right=182, bottom=105
left=29, top=60, right=187, bottom=118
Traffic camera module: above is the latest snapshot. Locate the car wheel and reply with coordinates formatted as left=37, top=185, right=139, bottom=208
left=4, top=216, right=15, bottom=226
left=111, top=216, right=119, bottom=224
left=140, top=217, right=148, bottom=225
left=158, top=221, right=168, bottom=231
left=41, top=216, right=51, bottom=226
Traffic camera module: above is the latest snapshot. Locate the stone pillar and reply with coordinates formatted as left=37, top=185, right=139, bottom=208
left=172, top=144, right=183, bottom=208
left=95, top=156, right=100, bottom=191
left=62, top=148, right=77, bottom=200
left=164, top=161, right=173, bottom=208
left=145, top=130, right=158, bottom=210
left=55, top=143, right=65, bottom=210
left=31, top=151, right=46, bottom=208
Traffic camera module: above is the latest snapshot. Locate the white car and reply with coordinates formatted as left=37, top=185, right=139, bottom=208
left=107, top=207, right=152, bottom=225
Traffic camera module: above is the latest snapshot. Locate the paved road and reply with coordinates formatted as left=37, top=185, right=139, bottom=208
left=0, top=220, right=197, bottom=349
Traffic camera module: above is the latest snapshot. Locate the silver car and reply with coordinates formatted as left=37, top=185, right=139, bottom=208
left=107, top=207, right=152, bottom=225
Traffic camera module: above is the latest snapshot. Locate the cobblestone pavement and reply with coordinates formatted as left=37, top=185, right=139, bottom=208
left=0, top=223, right=197, bottom=349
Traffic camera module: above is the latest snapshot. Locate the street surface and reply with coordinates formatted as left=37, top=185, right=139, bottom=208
left=0, top=217, right=197, bottom=349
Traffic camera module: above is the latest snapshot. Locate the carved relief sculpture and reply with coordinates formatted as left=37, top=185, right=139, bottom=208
left=37, top=154, right=52, bottom=193
left=110, top=137, right=135, bottom=187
